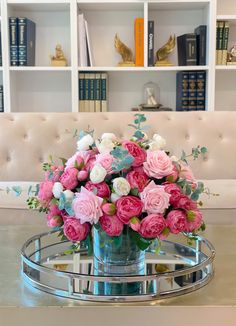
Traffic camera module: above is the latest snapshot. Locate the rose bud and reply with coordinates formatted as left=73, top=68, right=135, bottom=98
left=102, top=203, right=117, bottom=216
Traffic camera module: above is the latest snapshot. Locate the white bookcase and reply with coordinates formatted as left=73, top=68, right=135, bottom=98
left=0, top=0, right=233, bottom=113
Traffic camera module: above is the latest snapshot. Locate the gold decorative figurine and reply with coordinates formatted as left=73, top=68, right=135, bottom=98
left=114, top=33, right=135, bottom=67
left=155, top=35, right=176, bottom=67
left=227, top=45, right=236, bottom=65
left=50, top=44, right=67, bottom=67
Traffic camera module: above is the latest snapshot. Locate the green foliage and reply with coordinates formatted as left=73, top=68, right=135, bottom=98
left=131, top=230, right=152, bottom=251
left=111, top=146, right=134, bottom=172
left=59, top=157, right=67, bottom=166
left=27, top=197, right=40, bottom=210
left=181, top=146, right=208, bottom=164
left=128, top=114, right=150, bottom=140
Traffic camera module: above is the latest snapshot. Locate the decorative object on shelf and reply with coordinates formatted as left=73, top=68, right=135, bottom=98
left=155, top=35, right=176, bottom=66
left=50, top=44, right=67, bottom=67
left=142, top=81, right=160, bottom=110
left=114, top=33, right=135, bottom=67
left=25, top=114, right=210, bottom=297
left=227, top=44, right=236, bottom=65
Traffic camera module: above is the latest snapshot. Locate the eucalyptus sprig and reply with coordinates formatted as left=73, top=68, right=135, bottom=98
left=181, top=146, right=208, bottom=164
left=128, top=113, right=150, bottom=140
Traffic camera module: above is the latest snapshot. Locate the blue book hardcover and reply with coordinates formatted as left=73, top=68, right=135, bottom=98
left=188, top=71, right=197, bottom=110
left=196, top=71, right=206, bottom=110
left=9, top=17, right=18, bottom=66
left=176, top=71, right=189, bottom=111
left=18, top=17, right=36, bottom=66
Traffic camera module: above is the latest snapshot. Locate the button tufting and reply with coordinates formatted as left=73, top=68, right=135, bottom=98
left=185, top=134, right=190, bottom=140
left=167, top=116, right=171, bottom=121
left=6, top=156, right=11, bottom=162
left=23, top=134, right=28, bottom=140
left=39, top=157, right=44, bottom=163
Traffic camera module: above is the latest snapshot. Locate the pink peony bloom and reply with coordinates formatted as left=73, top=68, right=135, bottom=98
left=48, top=204, right=61, bottom=217
left=72, top=187, right=103, bottom=224
left=65, top=150, right=96, bottom=172
left=47, top=215, right=63, bottom=228
left=140, top=181, right=170, bottom=214
left=179, top=162, right=197, bottom=185
left=130, top=217, right=141, bottom=232
left=143, top=150, right=173, bottom=179
left=116, top=196, right=143, bottom=224
left=64, top=218, right=90, bottom=241
left=100, top=214, right=123, bottom=236
left=172, top=194, right=197, bottom=210
left=45, top=165, right=64, bottom=182
left=166, top=163, right=179, bottom=183
left=139, top=214, right=167, bottom=238
left=38, top=180, right=54, bottom=202
left=95, top=153, right=114, bottom=174
left=164, top=182, right=182, bottom=206
left=85, top=181, right=111, bottom=198
left=122, top=140, right=146, bottom=167
left=126, top=169, right=149, bottom=192
left=102, top=202, right=117, bottom=216
left=186, top=210, right=203, bottom=232
left=60, top=167, right=78, bottom=190
left=78, top=170, right=89, bottom=181
left=166, top=210, right=187, bottom=234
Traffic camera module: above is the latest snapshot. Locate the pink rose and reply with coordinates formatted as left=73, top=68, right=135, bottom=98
left=143, top=150, right=173, bottom=179
left=72, top=187, right=103, bottom=224
left=179, top=163, right=196, bottom=184
left=126, top=169, right=149, bottom=192
left=47, top=215, right=63, bottom=228
left=100, top=214, right=123, bottom=236
left=38, top=180, right=54, bottom=201
left=122, top=140, right=146, bottom=167
left=166, top=164, right=179, bottom=183
left=60, top=167, right=78, bottom=190
left=64, top=218, right=90, bottom=241
left=95, top=153, right=114, bottom=174
left=140, top=181, right=170, bottom=214
left=85, top=181, right=111, bottom=198
left=65, top=151, right=88, bottom=170
left=186, top=210, right=203, bottom=232
left=166, top=210, right=187, bottom=234
left=102, top=202, right=117, bottom=216
left=116, top=196, right=143, bottom=224
left=164, top=183, right=182, bottom=206
left=173, top=194, right=197, bottom=210
left=139, top=214, right=167, bottom=238
left=45, top=165, right=64, bottom=182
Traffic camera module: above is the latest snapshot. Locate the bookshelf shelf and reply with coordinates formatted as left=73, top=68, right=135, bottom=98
left=10, top=66, right=72, bottom=71
left=215, top=65, right=236, bottom=70
left=79, top=66, right=209, bottom=72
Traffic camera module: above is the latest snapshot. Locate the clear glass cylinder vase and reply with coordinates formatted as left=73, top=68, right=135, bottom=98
left=93, top=226, right=145, bottom=296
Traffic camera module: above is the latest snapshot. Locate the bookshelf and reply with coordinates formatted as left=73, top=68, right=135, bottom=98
left=0, top=0, right=233, bottom=113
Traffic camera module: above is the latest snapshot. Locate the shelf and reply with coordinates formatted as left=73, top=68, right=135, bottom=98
left=10, top=66, right=72, bottom=72
left=148, top=0, right=210, bottom=11
left=7, top=1, right=70, bottom=12
left=77, top=2, right=144, bottom=11
left=79, top=66, right=209, bottom=72
left=216, top=65, right=236, bottom=70
left=217, top=15, right=236, bottom=24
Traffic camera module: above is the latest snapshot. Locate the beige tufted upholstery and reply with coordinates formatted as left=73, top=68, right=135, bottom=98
left=0, top=111, right=236, bottom=225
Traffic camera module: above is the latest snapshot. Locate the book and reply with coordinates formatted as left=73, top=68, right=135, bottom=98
left=84, top=19, right=94, bottom=67
left=216, top=21, right=224, bottom=65
left=194, top=25, right=207, bottom=65
left=0, top=31, right=2, bottom=66
left=84, top=73, right=90, bottom=112
left=101, top=73, right=108, bottom=112
left=18, top=17, right=36, bottom=66
left=0, top=86, right=3, bottom=112
left=78, top=13, right=88, bottom=67
left=176, top=71, right=189, bottom=111
left=95, top=73, right=101, bottom=112
left=89, top=73, right=95, bottom=112
left=196, top=71, right=206, bottom=111
left=79, top=73, right=85, bottom=112
left=222, top=21, right=229, bottom=65
left=135, top=18, right=144, bottom=66
left=188, top=71, right=197, bottom=110
left=9, top=17, right=19, bottom=66
left=177, top=33, right=197, bottom=66
left=148, top=21, right=154, bottom=66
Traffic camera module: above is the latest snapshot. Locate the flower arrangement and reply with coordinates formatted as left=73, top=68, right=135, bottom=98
left=28, top=114, right=207, bottom=253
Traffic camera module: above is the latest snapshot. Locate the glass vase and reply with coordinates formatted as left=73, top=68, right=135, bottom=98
left=93, top=226, right=145, bottom=296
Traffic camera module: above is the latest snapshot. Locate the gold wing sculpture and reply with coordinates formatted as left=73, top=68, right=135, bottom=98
left=114, top=33, right=135, bottom=66
left=155, top=35, right=176, bottom=66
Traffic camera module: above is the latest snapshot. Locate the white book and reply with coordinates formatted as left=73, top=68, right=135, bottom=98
left=84, top=19, right=94, bottom=67
left=78, top=13, right=88, bottom=67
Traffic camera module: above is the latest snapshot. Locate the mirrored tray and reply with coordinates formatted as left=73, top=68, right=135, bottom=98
left=21, top=230, right=215, bottom=302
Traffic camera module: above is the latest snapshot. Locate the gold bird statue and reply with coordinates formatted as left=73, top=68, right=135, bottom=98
left=155, top=35, right=176, bottom=66
left=114, top=33, right=135, bottom=67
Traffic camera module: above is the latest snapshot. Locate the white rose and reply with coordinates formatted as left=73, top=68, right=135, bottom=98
left=110, top=193, right=121, bottom=203
left=148, top=141, right=160, bottom=151
left=63, top=190, right=74, bottom=202
left=101, top=133, right=117, bottom=141
left=96, top=138, right=114, bottom=154
left=90, top=164, right=107, bottom=184
left=77, top=134, right=94, bottom=151
left=170, top=155, right=179, bottom=162
left=52, top=182, right=64, bottom=199
left=152, top=134, right=166, bottom=149
left=112, top=177, right=131, bottom=196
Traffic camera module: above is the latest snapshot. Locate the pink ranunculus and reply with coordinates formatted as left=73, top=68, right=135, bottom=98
left=60, top=167, right=78, bottom=190
left=38, top=180, right=54, bottom=201
left=166, top=163, right=179, bottom=183
left=122, top=140, right=146, bottom=167
left=102, top=202, right=117, bottom=216
left=140, top=181, right=170, bottom=214
left=186, top=210, right=203, bottom=232
left=72, top=187, right=103, bottom=224
left=95, top=153, right=114, bottom=174
left=64, top=218, right=90, bottom=241
left=116, top=196, right=143, bottom=224
left=143, top=150, right=173, bottom=179
left=173, top=194, right=197, bottom=210
left=78, top=170, right=89, bottom=181
left=45, top=165, right=64, bottom=182
left=100, top=214, right=123, bottom=236
left=139, top=214, right=167, bottom=238
left=179, top=162, right=197, bottom=184
left=126, top=169, right=149, bottom=192
left=47, top=215, right=63, bottom=228
left=85, top=181, right=111, bottom=198
left=164, top=182, right=182, bottom=206
left=166, top=210, right=188, bottom=234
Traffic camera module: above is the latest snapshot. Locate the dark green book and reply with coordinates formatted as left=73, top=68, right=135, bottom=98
left=196, top=71, right=206, bottom=111
left=18, top=17, right=36, bottom=66
left=188, top=71, right=197, bottom=110
left=9, top=17, right=18, bottom=66
left=176, top=71, right=189, bottom=111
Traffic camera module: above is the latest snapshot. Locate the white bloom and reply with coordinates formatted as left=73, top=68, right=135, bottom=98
left=112, top=177, right=131, bottom=196
left=77, top=134, right=94, bottom=151
left=63, top=190, right=74, bottom=202
left=90, top=164, right=107, bottom=184
left=170, top=155, right=179, bottom=162
left=52, top=182, right=64, bottom=199
left=152, top=134, right=166, bottom=150
left=101, top=133, right=117, bottom=141
left=148, top=141, right=160, bottom=151
left=96, top=138, right=115, bottom=154
left=110, top=193, right=121, bottom=203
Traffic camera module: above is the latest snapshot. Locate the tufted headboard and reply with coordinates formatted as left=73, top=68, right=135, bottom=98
left=0, top=111, right=235, bottom=181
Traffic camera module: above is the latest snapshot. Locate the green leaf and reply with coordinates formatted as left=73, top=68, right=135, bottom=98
left=200, top=147, right=207, bottom=154
left=131, top=231, right=151, bottom=251
left=191, top=192, right=200, bottom=201
left=12, top=186, right=22, bottom=197
left=58, top=192, right=66, bottom=210
left=130, top=188, right=139, bottom=196
left=59, top=157, right=67, bottom=166
left=134, top=130, right=144, bottom=139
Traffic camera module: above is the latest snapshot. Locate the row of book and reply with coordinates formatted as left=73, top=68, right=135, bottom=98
left=216, top=20, right=229, bottom=65
left=0, top=86, right=4, bottom=112
left=9, top=17, right=36, bottom=66
left=79, top=72, right=108, bottom=112
left=176, top=71, right=206, bottom=111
